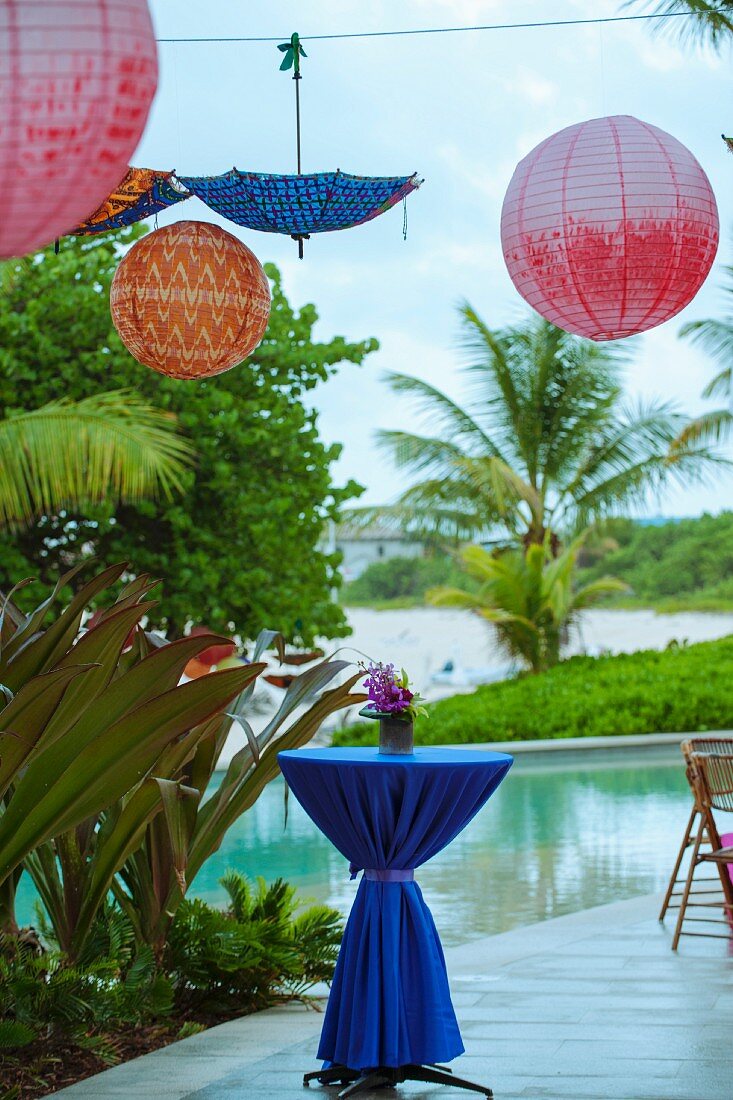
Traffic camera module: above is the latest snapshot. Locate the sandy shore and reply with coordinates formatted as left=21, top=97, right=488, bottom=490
left=335, top=606, right=733, bottom=697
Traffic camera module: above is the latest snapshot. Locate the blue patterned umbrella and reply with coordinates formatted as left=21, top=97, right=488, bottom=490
left=177, top=168, right=421, bottom=236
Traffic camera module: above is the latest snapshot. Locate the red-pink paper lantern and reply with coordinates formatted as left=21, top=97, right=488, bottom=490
left=0, top=0, right=158, bottom=259
left=501, top=115, right=719, bottom=341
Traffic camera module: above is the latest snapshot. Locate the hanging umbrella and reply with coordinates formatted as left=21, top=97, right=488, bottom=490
left=74, top=167, right=190, bottom=234
left=724, top=134, right=733, bottom=154
left=176, top=168, right=421, bottom=236
left=70, top=33, right=423, bottom=254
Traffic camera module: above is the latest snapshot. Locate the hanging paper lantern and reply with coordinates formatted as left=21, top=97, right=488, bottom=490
left=110, top=221, right=271, bottom=379
left=501, top=115, right=719, bottom=341
left=0, top=0, right=157, bottom=259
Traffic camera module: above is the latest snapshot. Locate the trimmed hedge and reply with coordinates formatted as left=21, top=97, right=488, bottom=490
left=333, top=635, right=733, bottom=746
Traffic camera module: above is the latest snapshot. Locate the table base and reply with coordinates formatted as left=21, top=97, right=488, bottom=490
left=303, top=1062, right=493, bottom=1098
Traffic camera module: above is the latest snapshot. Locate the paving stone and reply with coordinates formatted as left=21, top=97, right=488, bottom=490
left=47, top=893, right=733, bottom=1100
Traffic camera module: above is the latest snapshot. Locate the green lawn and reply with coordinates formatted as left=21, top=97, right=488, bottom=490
left=333, top=635, right=733, bottom=746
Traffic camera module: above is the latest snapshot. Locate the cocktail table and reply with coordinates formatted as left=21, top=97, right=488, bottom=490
left=278, top=747, right=513, bottom=1098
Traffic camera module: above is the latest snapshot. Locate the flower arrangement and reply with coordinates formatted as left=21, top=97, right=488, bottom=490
left=360, top=662, right=428, bottom=723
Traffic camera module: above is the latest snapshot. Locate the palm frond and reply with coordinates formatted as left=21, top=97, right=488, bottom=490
left=674, top=409, right=733, bottom=447
left=383, top=371, right=505, bottom=459
left=680, top=318, right=733, bottom=385
left=625, top=1, right=733, bottom=48
left=0, top=391, right=193, bottom=528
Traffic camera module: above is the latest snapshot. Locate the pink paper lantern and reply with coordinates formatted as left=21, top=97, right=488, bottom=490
left=501, top=115, right=719, bottom=341
left=0, top=0, right=158, bottom=259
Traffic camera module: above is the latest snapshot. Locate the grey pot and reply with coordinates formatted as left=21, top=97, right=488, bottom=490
left=378, top=714, right=414, bottom=755
left=359, top=706, right=414, bottom=754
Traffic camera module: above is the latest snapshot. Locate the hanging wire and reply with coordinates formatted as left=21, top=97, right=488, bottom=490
left=155, top=10, right=700, bottom=45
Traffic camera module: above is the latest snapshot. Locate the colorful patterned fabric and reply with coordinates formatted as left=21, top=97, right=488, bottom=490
left=175, top=169, right=421, bottom=235
left=724, top=135, right=733, bottom=155
left=74, top=168, right=190, bottom=235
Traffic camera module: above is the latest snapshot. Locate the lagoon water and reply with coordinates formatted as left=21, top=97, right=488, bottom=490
left=15, top=746, right=733, bottom=946
left=186, top=746, right=733, bottom=946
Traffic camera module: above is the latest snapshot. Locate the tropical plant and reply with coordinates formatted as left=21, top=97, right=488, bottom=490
left=0, top=391, right=193, bottom=530
left=0, top=916, right=171, bottom=1065
left=358, top=310, right=724, bottom=548
left=112, top=632, right=365, bottom=959
left=0, top=564, right=262, bottom=937
left=166, top=872, right=342, bottom=1014
left=675, top=263, right=733, bottom=448
left=625, top=1, right=733, bottom=50
left=428, top=537, right=627, bottom=673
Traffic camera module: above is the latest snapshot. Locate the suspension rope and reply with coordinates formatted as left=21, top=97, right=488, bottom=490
left=155, top=10, right=709, bottom=45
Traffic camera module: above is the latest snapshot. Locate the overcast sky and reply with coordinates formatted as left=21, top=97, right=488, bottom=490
left=140, top=0, right=733, bottom=517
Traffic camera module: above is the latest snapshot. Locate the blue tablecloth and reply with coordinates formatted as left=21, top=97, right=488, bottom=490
left=277, top=747, right=513, bottom=1071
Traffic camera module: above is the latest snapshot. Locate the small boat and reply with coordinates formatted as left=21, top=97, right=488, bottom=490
left=431, top=658, right=514, bottom=688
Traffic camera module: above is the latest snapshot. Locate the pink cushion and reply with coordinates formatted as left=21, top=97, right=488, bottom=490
left=722, top=832, right=733, bottom=885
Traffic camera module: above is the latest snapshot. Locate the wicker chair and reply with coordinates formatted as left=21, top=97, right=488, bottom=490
left=659, top=737, right=732, bottom=925
left=667, top=740, right=733, bottom=950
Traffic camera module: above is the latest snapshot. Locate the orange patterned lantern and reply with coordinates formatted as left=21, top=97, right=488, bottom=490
left=110, top=221, right=271, bottom=379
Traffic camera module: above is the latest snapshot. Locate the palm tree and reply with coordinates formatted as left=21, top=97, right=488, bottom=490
left=0, top=391, right=193, bottom=528
left=676, top=263, right=733, bottom=448
left=428, top=537, right=627, bottom=674
left=625, top=2, right=733, bottom=49
left=361, top=309, right=723, bottom=549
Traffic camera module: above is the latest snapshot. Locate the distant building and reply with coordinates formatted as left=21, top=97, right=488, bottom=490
left=333, top=525, right=425, bottom=582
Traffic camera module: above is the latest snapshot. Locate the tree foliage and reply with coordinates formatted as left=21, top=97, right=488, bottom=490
left=626, top=1, right=733, bottom=50
left=0, top=231, right=377, bottom=641
left=355, top=308, right=723, bottom=547
left=580, top=511, right=733, bottom=605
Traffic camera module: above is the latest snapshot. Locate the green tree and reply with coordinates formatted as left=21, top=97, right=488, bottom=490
left=0, top=231, right=377, bottom=641
left=428, top=538, right=626, bottom=674
left=359, top=309, right=723, bottom=548
left=626, top=1, right=733, bottom=49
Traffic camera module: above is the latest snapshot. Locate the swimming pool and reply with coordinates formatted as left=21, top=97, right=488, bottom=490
left=17, top=745, right=722, bottom=946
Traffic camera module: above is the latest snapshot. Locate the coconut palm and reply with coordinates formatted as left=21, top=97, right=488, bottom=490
left=428, top=537, right=627, bottom=674
left=362, top=309, right=724, bottom=548
left=0, top=391, right=193, bottom=528
left=676, top=263, right=733, bottom=448
left=625, top=1, right=733, bottom=49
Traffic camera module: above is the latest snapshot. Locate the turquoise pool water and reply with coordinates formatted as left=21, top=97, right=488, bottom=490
left=18, top=746, right=724, bottom=947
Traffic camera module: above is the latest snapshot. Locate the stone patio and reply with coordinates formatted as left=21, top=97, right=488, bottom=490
left=50, top=893, right=733, bottom=1100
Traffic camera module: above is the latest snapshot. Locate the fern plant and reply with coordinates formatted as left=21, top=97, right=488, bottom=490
left=166, top=872, right=342, bottom=1014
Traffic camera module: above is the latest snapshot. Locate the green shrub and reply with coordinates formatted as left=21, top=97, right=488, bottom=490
left=1, top=876, right=342, bottom=1095
left=342, top=554, right=479, bottom=606
left=333, top=635, right=733, bottom=746
left=580, top=513, right=733, bottom=607
left=166, top=872, right=342, bottom=1013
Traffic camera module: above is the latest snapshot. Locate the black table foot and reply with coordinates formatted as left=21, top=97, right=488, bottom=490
left=303, top=1062, right=492, bottom=1098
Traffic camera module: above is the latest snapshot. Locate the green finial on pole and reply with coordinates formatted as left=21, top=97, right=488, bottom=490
left=278, top=32, right=307, bottom=74
left=278, top=33, right=309, bottom=257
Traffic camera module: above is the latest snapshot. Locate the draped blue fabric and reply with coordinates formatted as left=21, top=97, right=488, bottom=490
left=277, top=748, right=513, bottom=1071
left=177, top=169, right=421, bottom=235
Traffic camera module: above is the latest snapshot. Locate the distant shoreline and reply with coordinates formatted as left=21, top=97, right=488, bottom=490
left=340, top=597, right=733, bottom=614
